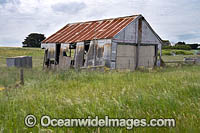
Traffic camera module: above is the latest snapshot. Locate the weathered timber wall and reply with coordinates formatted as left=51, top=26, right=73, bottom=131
left=111, top=17, right=162, bottom=69
left=74, top=42, right=84, bottom=68
left=85, top=39, right=112, bottom=67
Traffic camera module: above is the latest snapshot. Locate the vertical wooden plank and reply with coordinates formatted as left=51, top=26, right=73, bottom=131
left=20, top=69, right=24, bottom=85
left=135, top=17, right=143, bottom=69
left=74, top=42, right=84, bottom=68
left=93, top=40, right=97, bottom=66
left=155, top=45, right=158, bottom=66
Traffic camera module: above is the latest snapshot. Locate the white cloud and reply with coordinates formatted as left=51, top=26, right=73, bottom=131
left=52, top=2, right=86, bottom=14
left=0, top=0, right=200, bottom=47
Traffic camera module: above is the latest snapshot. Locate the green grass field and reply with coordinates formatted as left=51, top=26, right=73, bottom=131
left=0, top=47, right=200, bottom=132
left=162, top=49, right=194, bottom=56
left=0, top=47, right=44, bottom=68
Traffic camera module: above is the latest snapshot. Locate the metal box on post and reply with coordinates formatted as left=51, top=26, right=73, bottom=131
left=6, top=56, right=32, bottom=68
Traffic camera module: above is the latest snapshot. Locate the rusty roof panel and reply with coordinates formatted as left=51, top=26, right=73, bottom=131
left=106, top=18, right=134, bottom=38
left=42, top=15, right=139, bottom=43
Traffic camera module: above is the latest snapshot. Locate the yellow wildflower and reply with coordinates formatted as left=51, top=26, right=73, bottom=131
left=0, top=87, right=5, bottom=91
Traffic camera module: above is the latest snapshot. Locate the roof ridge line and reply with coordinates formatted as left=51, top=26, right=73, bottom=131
left=68, top=14, right=141, bottom=25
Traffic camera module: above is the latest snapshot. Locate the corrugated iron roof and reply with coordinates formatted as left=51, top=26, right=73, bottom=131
left=42, top=15, right=139, bottom=43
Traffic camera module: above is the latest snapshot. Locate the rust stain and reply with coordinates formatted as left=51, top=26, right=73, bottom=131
left=138, top=18, right=143, bottom=43
left=104, top=43, right=111, bottom=47
left=43, top=15, right=139, bottom=43
left=97, top=45, right=104, bottom=58
left=77, top=45, right=84, bottom=52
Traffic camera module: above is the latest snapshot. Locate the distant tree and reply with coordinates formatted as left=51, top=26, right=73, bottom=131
left=187, top=43, right=199, bottom=49
left=22, top=33, right=46, bottom=48
left=175, top=41, right=186, bottom=46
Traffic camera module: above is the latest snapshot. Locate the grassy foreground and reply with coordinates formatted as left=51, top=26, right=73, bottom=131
left=0, top=47, right=200, bottom=132
left=0, top=66, right=200, bottom=132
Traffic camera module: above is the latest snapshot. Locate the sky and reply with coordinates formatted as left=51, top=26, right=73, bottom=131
left=0, top=0, right=200, bottom=47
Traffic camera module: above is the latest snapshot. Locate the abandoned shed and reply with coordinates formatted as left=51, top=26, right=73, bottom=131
left=41, top=15, right=163, bottom=70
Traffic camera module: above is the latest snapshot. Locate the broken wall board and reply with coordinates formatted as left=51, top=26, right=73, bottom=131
left=85, top=39, right=111, bottom=67
left=96, top=39, right=110, bottom=66
left=58, top=44, right=72, bottom=69
left=59, top=56, right=71, bottom=69
left=42, top=43, right=56, bottom=60
left=104, top=43, right=111, bottom=67
left=85, top=41, right=95, bottom=66
left=110, top=41, right=118, bottom=69
left=74, top=42, right=84, bottom=68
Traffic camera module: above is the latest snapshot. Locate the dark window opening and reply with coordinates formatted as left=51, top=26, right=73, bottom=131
left=55, top=43, right=61, bottom=64
left=84, top=40, right=90, bottom=53
left=63, top=50, right=67, bottom=56
left=70, top=43, right=76, bottom=49
left=83, top=40, right=91, bottom=65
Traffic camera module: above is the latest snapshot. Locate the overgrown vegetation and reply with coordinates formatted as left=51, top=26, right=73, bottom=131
left=0, top=47, right=200, bottom=132
left=0, top=66, right=200, bottom=132
left=162, top=45, right=192, bottom=50
left=162, top=50, right=194, bottom=55
left=163, top=41, right=200, bottom=50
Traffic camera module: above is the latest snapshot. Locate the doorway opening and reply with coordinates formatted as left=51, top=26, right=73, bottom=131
left=55, top=43, right=61, bottom=64
left=83, top=40, right=91, bottom=65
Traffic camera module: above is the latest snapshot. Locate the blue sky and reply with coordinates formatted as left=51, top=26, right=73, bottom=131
left=0, top=0, right=200, bottom=47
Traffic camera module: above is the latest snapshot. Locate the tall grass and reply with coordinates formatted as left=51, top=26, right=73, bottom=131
left=0, top=66, right=200, bottom=132
left=162, top=49, right=194, bottom=56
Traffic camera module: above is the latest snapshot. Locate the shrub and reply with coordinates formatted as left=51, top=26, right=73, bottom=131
left=162, top=50, right=194, bottom=55
left=163, top=45, right=191, bottom=50
left=162, top=46, right=173, bottom=49
left=176, top=50, right=193, bottom=55
left=188, top=44, right=199, bottom=49
left=162, top=50, right=171, bottom=55
left=174, top=45, right=191, bottom=50
left=163, top=45, right=192, bottom=50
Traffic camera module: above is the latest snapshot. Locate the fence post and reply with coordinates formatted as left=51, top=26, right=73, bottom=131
left=20, top=69, right=24, bottom=85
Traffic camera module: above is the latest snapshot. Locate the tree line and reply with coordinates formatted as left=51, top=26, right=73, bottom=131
left=163, top=41, right=200, bottom=50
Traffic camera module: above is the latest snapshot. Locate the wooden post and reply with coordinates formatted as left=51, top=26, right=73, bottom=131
left=135, top=17, right=143, bottom=69
left=93, top=40, right=97, bottom=66
left=43, top=49, right=48, bottom=69
left=154, top=45, right=158, bottom=67
left=20, top=69, right=24, bottom=85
